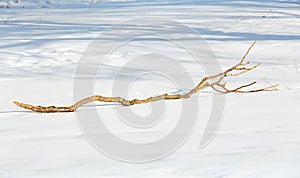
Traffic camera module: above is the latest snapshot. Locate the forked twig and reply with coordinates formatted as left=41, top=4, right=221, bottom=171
left=13, top=41, right=278, bottom=113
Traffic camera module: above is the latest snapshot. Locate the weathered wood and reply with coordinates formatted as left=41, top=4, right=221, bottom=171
left=13, top=41, right=278, bottom=113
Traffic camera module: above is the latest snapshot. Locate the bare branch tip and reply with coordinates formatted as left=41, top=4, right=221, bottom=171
left=241, top=40, right=257, bottom=63
left=13, top=101, right=20, bottom=106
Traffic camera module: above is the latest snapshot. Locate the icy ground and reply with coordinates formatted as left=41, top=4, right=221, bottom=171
left=0, top=0, right=300, bottom=177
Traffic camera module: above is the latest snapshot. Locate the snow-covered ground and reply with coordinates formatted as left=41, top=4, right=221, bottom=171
left=0, top=0, right=299, bottom=177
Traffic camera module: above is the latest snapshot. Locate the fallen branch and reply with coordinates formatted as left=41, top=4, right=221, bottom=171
left=13, top=41, right=278, bottom=113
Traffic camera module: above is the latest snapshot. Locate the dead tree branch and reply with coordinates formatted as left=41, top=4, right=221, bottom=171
left=13, top=41, right=278, bottom=113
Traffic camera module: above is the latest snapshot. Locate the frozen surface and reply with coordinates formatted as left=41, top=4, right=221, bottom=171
left=0, top=0, right=299, bottom=177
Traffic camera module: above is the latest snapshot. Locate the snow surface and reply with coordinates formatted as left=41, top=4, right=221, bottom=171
left=0, top=0, right=299, bottom=177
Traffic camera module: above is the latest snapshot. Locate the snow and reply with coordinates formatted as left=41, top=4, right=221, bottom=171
left=0, top=0, right=299, bottom=177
